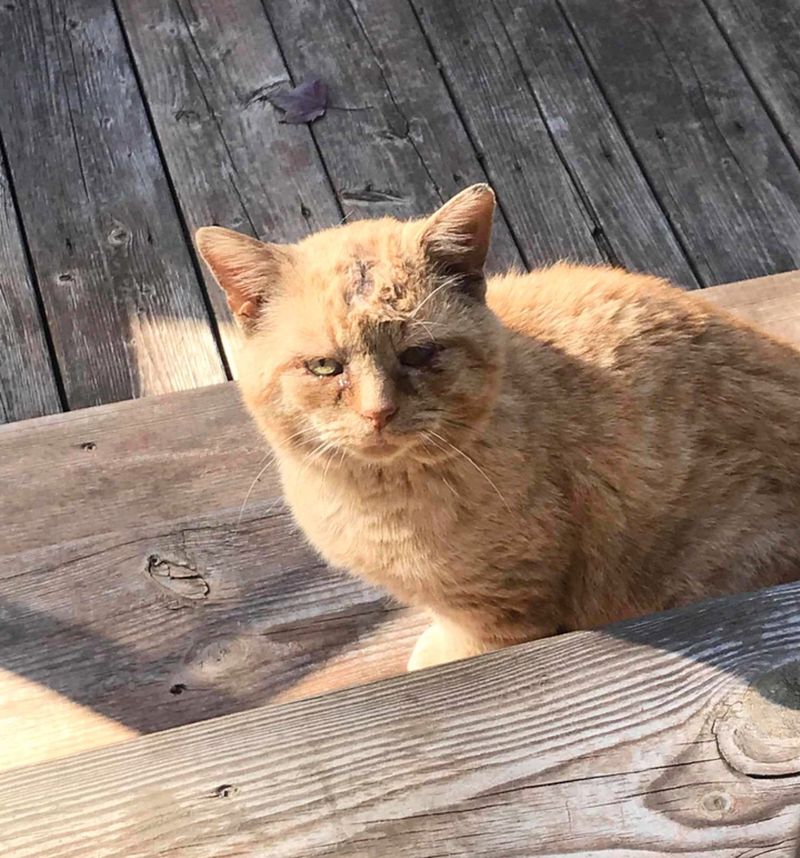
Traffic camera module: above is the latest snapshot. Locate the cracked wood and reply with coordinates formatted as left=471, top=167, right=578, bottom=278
left=261, top=0, right=522, bottom=272
left=0, top=146, right=61, bottom=422
left=115, top=0, right=343, bottom=371
left=559, top=0, right=800, bottom=285
left=0, top=0, right=225, bottom=409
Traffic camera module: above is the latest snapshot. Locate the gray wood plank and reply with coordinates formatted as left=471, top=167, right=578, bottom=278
left=408, top=0, right=606, bottom=268
left=260, top=0, right=522, bottom=272
left=0, top=271, right=797, bottom=773
left=703, top=0, right=800, bottom=159
left=488, top=0, right=700, bottom=287
left=0, top=382, right=259, bottom=555
left=0, top=0, right=225, bottom=410
left=1, top=582, right=799, bottom=856
left=0, top=501, right=423, bottom=768
left=559, top=0, right=800, bottom=286
left=0, top=148, right=61, bottom=422
left=115, top=0, right=343, bottom=366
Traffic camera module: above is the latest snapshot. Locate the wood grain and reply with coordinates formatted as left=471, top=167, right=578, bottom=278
left=260, top=0, right=521, bottom=272
left=414, top=0, right=700, bottom=288
left=0, top=503, right=423, bottom=767
left=1, top=583, right=799, bottom=856
left=703, top=0, right=800, bottom=158
left=0, top=0, right=225, bottom=410
left=700, top=269, right=800, bottom=344
left=0, top=272, right=798, bottom=776
left=115, top=0, right=343, bottom=368
left=409, top=0, right=605, bottom=268
left=0, top=146, right=61, bottom=422
left=0, top=383, right=424, bottom=768
left=559, top=0, right=800, bottom=285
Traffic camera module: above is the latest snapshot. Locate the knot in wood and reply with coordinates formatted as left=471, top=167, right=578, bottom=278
left=146, top=554, right=209, bottom=601
left=715, top=659, right=800, bottom=777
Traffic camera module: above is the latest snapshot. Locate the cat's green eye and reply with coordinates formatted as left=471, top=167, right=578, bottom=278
left=399, top=343, right=438, bottom=368
left=306, top=357, right=344, bottom=377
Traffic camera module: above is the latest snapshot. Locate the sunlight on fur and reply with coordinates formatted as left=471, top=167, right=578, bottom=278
left=195, top=184, right=800, bottom=673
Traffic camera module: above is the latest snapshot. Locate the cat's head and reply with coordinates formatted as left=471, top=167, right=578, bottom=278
left=195, top=185, right=505, bottom=466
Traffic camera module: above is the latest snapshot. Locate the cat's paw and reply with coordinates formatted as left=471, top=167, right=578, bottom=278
left=407, top=623, right=451, bottom=671
left=407, top=621, right=486, bottom=671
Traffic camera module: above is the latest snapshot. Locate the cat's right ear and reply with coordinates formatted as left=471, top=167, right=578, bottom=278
left=195, top=227, right=291, bottom=333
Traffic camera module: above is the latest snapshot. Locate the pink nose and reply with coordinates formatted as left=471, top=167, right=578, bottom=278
left=360, top=404, right=397, bottom=431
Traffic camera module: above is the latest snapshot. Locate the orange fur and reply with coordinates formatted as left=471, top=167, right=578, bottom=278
left=197, top=186, right=800, bottom=671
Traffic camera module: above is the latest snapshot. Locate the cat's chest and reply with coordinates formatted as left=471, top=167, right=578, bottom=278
left=281, top=460, right=459, bottom=593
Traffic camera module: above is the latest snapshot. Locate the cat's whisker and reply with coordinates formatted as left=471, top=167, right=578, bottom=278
left=421, top=433, right=460, bottom=497
left=238, top=426, right=315, bottom=523
left=299, top=438, right=339, bottom=480
left=237, top=456, right=279, bottom=524
left=428, top=430, right=511, bottom=512
left=409, top=276, right=459, bottom=319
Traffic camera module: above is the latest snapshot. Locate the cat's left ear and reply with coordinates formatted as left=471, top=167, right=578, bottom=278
left=419, top=184, right=495, bottom=293
left=195, top=227, right=292, bottom=333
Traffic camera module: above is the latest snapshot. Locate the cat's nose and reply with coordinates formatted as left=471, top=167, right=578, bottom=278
left=360, top=404, right=398, bottom=431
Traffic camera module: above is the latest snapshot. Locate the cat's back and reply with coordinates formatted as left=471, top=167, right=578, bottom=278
left=487, top=262, right=800, bottom=376
left=487, top=262, right=800, bottom=475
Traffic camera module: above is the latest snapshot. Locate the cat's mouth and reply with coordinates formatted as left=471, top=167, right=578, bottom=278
left=356, top=436, right=401, bottom=459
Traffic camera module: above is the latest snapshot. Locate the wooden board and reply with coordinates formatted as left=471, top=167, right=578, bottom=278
left=700, top=269, right=800, bottom=344
left=704, top=0, right=800, bottom=156
left=0, top=0, right=225, bottom=410
left=1, top=581, right=800, bottom=856
left=559, top=0, right=800, bottom=285
left=259, top=0, right=522, bottom=272
left=408, top=0, right=605, bottom=268
left=0, top=148, right=61, bottom=422
left=0, top=271, right=798, bottom=775
left=115, top=0, right=343, bottom=368
left=414, top=0, right=700, bottom=287
left=0, top=382, right=425, bottom=769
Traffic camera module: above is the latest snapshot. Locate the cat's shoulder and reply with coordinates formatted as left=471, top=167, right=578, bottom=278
left=486, top=262, right=705, bottom=338
left=486, top=262, right=678, bottom=313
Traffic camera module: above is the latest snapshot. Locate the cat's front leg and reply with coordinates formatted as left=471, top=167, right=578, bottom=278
left=407, top=616, right=501, bottom=671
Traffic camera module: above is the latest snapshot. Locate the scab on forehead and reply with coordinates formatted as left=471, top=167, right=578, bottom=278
left=345, top=258, right=375, bottom=305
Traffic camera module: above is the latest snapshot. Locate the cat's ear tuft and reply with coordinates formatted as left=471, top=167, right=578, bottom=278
left=195, top=227, right=291, bottom=333
left=419, top=184, right=495, bottom=290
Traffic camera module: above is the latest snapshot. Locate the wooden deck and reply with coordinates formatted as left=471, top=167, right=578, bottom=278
left=3, top=1, right=800, bottom=853
left=1, top=273, right=799, bottom=854
left=3, top=0, right=800, bottom=421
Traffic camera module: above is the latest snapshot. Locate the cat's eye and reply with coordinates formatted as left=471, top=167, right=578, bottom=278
left=399, top=343, right=438, bottom=368
left=306, top=357, right=343, bottom=377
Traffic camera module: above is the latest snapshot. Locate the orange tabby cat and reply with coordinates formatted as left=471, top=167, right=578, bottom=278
left=196, top=185, right=800, bottom=671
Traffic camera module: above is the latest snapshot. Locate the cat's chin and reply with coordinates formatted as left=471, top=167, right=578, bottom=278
left=351, top=438, right=406, bottom=463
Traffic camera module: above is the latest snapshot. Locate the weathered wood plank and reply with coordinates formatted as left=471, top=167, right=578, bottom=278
left=115, top=0, right=343, bottom=367
left=0, top=0, right=225, bottom=410
left=0, top=147, right=61, bottom=422
left=700, top=269, right=800, bottom=344
left=559, top=0, right=800, bottom=285
left=703, top=0, right=800, bottom=156
left=1, top=582, right=800, bottom=856
left=259, top=0, right=521, bottom=272
left=0, top=272, right=797, bottom=774
left=413, top=0, right=700, bottom=287
left=0, top=382, right=258, bottom=555
left=407, top=0, right=604, bottom=268
left=0, top=502, right=423, bottom=769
